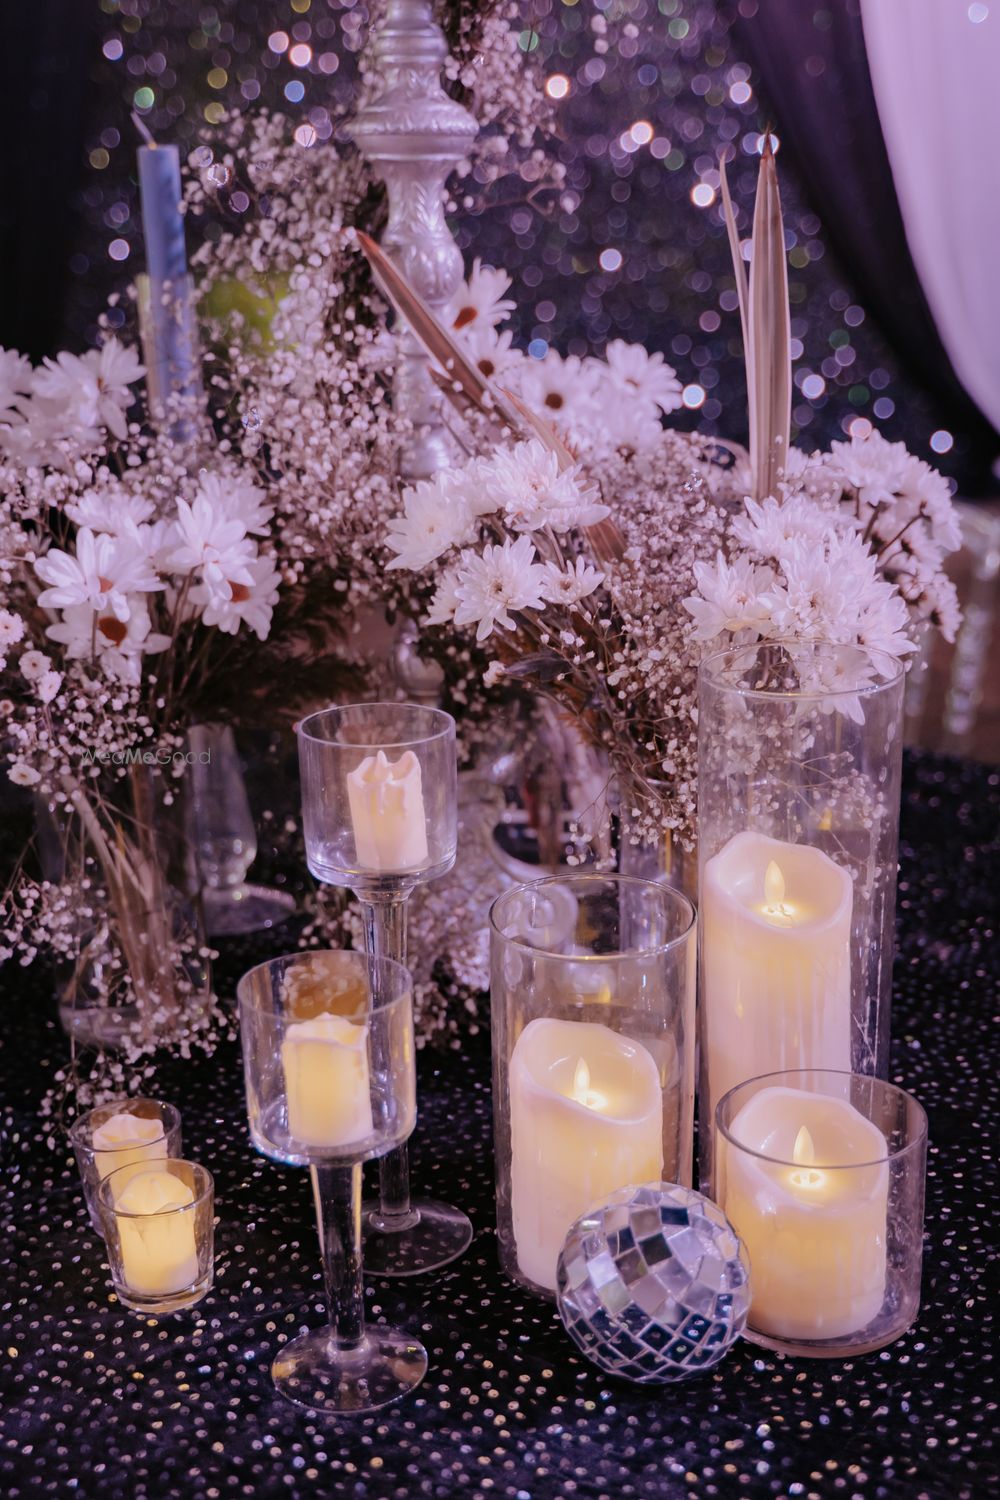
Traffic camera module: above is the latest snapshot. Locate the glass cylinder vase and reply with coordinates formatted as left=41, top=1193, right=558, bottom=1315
left=489, top=874, right=696, bottom=1298
left=697, top=641, right=905, bottom=1190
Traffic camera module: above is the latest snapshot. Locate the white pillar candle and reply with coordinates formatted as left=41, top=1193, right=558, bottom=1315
left=346, top=749, right=428, bottom=871
left=702, top=832, right=853, bottom=1135
left=509, top=1017, right=663, bottom=1292
left=720, top=1085, right=888, bottom=1341
left=115, top=1169, right=200, bottom=1298
left=281, top=1014, right=374, bottom=1148
left=92, top=1113, right=168, bottom=1183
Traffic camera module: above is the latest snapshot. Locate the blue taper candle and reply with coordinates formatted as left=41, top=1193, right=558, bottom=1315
left=135, top=131, right=201, bottom=434
left=137, top=142, right=188, bottom=287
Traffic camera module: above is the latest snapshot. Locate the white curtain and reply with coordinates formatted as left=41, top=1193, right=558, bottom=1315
left=862, top=0, right=1000, bottom=432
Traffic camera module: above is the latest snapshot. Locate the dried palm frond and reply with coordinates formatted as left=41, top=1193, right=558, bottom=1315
left=720, top=136, right=791, bottom=500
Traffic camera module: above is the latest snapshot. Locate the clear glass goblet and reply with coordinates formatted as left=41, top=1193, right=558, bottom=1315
left=237, top=948, right=427, bottom=1414
left=188, top=723, right=296, bottom=936
left=297, top=702, right=473, bottom=1276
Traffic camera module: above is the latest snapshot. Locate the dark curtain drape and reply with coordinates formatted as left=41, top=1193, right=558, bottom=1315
left=729, top=0, right=998, bottom=493
left=0, top=0, right=98, bottom=359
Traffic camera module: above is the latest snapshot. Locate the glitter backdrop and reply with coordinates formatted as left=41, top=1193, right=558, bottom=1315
left=25, top=1, right=998, bottom=488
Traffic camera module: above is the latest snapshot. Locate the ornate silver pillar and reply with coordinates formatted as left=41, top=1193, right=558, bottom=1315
left=350, top=0, right=478, bottom=482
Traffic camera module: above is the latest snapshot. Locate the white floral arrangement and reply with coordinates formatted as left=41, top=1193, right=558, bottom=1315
left=378, top=168, right=963, bottom=849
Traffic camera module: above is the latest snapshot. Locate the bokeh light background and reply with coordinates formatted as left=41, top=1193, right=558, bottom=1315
left=40, top=1, right=990, bottom=486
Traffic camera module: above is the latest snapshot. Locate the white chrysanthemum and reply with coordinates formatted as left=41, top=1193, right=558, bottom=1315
left=452, top=535, right=548, bottom=640
left=448, top=259, right=516, bottom=332
left=0, top=348, right=32, bottom=415
left=765, top=533, right=915, bottom=658
left=64, top=490, right=156, bottom=533
left=603, top=340, right=683, bottom=415
left=483, top=440, right=608, bottom=532
left=0, top=608, right=25, bottom=648
left=683, top=554, right=776, bottom=641
left=424, top=567, right=462, bottom=628
left=731, top=494, right=838, bottom=557
left=192, top=554, right=280, bottom=640
left=19, top=650, right=50, bottom=681
left=386, top=474, right=474, bottom=572
left=35, top=528, right=161, bottom=621
left=32, top=337, right=144, bottom=442
left=541, top=556, right=604, bottom=605
left=168, top=495, right=257, bottom=600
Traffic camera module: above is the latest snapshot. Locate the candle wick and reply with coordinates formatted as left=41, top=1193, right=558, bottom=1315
left=132, top=111, right=157, bottom=147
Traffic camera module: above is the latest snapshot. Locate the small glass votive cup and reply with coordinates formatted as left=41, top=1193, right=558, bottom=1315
left=715, top=1069, right=927, bottom=1358
left=70, top=1098, right=182, bottom=1233
left=99, top=1158, right=214, bottom=1314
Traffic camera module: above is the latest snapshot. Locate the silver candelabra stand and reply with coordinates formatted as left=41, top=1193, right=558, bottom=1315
left=351, top=0, right=478, bottom=483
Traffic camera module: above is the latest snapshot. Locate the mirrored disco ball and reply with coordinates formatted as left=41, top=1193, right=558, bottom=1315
left=556, top=1182, right=751, bottom=1383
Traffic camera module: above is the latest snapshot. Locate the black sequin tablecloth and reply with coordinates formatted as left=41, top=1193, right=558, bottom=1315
left=1, top=752, right=998, bottom=1500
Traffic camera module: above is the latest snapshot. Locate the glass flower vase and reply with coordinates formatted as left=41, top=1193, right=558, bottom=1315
left=40, top=762, right=211, bottom=1052
left=697, top=641, right=905, bottom=1191
left=490, top=873, right=696, bottom=1299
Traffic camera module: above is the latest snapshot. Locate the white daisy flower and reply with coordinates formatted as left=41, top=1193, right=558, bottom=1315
left=514, top=351, right=599, bottom=426
left=64, top=489, right=156, bottom=533
left=34, top=528, right=161, bottom=621
left=603, top=340, right=683, bottom=415
left=195, top=470, right=273, bottom=537
left=584, top=383, right=665, bottom=455
left=683, top=554, right=776, bottom=641
left=483, top=440, right=608, bottom=532
left=0, top=608, right=25, bottom=648
left=168, top=495, right=257, bottom=600
left=46, top=600, right=171, bottom=682
left=447, top=259, right=516, bottom=332
left=386, top=474, right=474, bottom=572
left=32, top=337, right=144, bottom=443
left=455, top=324, right=522, bottom=385
left=19, top=650, right=51, bottom=681
left=452, top=535, right=548, bottom=641
left=542, top=556, right=604, bottom=605
left=192, top=554, right=281, bottom=640
left=9, top=763, right=40, bottom=787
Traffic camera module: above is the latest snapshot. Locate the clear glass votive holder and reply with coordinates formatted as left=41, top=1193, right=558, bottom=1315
left=297, top=702, right=457, bottom=897
left=99, top=1158, right=214, bottom=1315
left=715, top=1068, right=927, bottom=1358
left=490, top=874, right=697, bottom=1299
left=70, top=1098, right=182, bottom=1234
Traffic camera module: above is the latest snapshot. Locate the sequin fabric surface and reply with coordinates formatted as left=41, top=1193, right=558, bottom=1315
left=0, top=751, right=997, bottom=1498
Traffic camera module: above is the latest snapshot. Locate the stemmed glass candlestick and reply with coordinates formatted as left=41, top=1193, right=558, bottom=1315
left=238, top=949, right=426, bottom=1413
left=297, top=703, right=473, bottom=1276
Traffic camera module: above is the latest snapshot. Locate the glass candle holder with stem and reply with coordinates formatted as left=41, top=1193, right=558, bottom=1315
left=237, top=948, right=426, bottom=1414
left=187, top=723, right=296, bottom=936
left=296, top=702, right=472, bottom=1277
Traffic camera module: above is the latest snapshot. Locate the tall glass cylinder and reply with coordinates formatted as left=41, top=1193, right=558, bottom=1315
left=490, top=874, right=696, bottom=1298
left=697, top=641, right=905, bottom=1189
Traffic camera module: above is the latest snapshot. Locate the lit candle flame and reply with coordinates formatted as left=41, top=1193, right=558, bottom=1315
left=571, top=1057, right=606, bottom=1111
left=793, top=1125, right=815, bottom=1165
left=763, top=860, right=793, bottom=922
left=790, top=1124, right=824, bottom=1189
